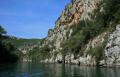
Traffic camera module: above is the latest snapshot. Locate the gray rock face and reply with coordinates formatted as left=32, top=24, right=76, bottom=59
left=41, top=0, right=104, bottom=65
left=105, top=25, right=120, bottom=65
left=40, top=0, right=120, bottom=66
left=55, top=0, right=101, bottom=27
left=44, top=0, right=102, bottom=51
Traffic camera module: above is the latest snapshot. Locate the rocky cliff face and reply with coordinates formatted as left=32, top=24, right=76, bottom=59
left=105, top=25, right=120, bottom=66
left=44, top=0, right=102, bottom=51
left=41, top=0, right=120, bottom=66
left=56, top=0, right=101, bottom=27
left=42, top=0, right=101, bottom=64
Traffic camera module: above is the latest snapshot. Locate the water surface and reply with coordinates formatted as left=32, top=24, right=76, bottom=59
left=0, top=62, right=120, bottom=77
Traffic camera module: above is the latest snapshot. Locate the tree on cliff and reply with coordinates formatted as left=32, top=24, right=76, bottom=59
left=0, top=25, right=19, bottom=63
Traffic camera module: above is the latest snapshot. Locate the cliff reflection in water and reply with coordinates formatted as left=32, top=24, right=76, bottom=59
left=0, top=63, right=120, bottom=77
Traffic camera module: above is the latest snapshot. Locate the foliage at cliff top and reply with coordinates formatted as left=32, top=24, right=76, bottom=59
left=8, top=38, right=43, bottom=47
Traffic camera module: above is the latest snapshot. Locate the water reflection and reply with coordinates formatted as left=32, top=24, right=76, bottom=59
left=0, top=63, right=120, bottom=77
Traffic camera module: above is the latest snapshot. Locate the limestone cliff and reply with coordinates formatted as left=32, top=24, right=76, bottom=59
left=40, top=0, right=120, bottom=66
left=44, top=0, right=102, bottom=53
left=105, top=25, right=120, bottom=66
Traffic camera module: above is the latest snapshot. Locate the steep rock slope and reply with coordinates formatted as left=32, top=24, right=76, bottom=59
left=44, top=0, right=102, bottom=45
left=105, top=25, right=120, bottom=65
left=42, top=0, right=102, bottom=63
left=40, top=0, right=120, bottom=66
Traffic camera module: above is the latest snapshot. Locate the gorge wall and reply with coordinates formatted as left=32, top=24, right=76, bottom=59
left=37, top=0, right=120, bottom=66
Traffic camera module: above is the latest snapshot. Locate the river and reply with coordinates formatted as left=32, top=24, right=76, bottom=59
left=0, top=62, right=120, bottom=77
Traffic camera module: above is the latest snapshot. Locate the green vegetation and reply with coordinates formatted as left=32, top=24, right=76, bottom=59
left=28, top=45, right=51, bottom=62
left=87, top=37, right=108, bottom=65
left=87, top=46, right=104, bottom=65
left=0, top=25, right=43, bottom=63
left=7, top=38, right=42, bottom=48
left=0, top=25, right=19, bottom=63
left=60, top=18, right=107, bottom=61
left=103, top=0, right=120, bottom=24
left=23, top=0, right=120, bottom=64
left=1, top=0, right=119, bottom=64
left=6, top=37, right=44, bottom=63
left=60, top=0, right=120, bottom=64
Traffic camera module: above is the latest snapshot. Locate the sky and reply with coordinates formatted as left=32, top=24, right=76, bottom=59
left=0, top=0, right=71, bottom=39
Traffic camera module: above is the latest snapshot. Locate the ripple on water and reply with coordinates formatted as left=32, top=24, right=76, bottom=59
left=0, top=63, right=120, bottom=77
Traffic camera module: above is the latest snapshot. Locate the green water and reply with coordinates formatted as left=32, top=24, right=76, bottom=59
left=0, top=62, right=120, bottom=77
